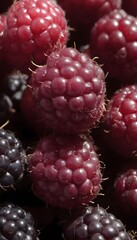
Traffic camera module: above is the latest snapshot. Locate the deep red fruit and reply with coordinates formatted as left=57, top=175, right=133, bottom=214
left=102, top=84, right=137, bottom=158
left=57, top=0, right=121, bottom=45
left=114, top=160, right=137, bottom=218
left=3, top=0, right=68, bottom=74
left=122, top=0, right=137, bottom=17
left=28, top=47, right=106, bottom=134
left=90, top=9, right=137, bottom=84
left=29, top=133, right=102, bottom=209
left=21, top=87, right=49, bottom=134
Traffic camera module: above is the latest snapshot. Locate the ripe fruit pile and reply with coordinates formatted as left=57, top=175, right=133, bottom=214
left=0, top=0, right=137, bottom=239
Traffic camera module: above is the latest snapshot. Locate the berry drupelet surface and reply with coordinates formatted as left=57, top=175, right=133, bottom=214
left=63, top=205, right=131, bottom=240
left=102, top=84, right=137, bottom=158
left=2, top=0, right=68, bottom=74
left=27, top=47, right=106, bottom=134
left=29, top=132, right=102, bottom=209
left=90, top=9, right=137, bottom=84
left=0, top=202, right=38, bottom=239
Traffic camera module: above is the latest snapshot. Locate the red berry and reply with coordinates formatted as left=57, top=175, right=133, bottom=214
left=114, top=160, right=137, bottom=217
left=28, top=47, right=106, bottom=134
left=29, top=133, right=102, bottom=209
left=3, top=0, right=68, bottom=74
left=90, top=9, right=137, bottom=84
left=63, top=205, right=131, bottom=240
left=102, top=84, right=137, bottom=158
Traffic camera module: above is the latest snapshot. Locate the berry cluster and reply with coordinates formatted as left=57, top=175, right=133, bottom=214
left=0, top=0, right=137, bottom=239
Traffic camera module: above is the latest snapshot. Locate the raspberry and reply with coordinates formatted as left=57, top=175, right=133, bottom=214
left=3, top=0, right=68, bottom=74
left=28, top=47, right=106, bottom=134
left=28, top=133, right=102, bottom=209
left=122, top=0, right=137, bottom=17
left=90, top=9, right=137, bottom=84
left=63, top=205, right=131, bottom=240
left=0, top=202, right=38, bottom=239
left=57, top=0, right=121, bottom=45
left=102, top=84, right=137, bottom=158
left=114, top=161, right=137, bottom=218
left=0, top=128, right=27, bottom=189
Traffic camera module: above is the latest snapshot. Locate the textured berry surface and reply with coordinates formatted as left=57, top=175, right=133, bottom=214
left=114, top=161, right=137, bottom=217
left=102, top=84, right=137, bottom=158
left=57, top=0, right=121, bottom=45
left=0, top=129, right=27, bottom=188
left=29, top=133, right=102, bottom=209
left=3, top=0, right=68, bottom=73
left=64, top=205, right=131, bottom=240
left=90, top=9, right=137, bottom=84
left=0, top=203, right=38, bottom=239
left=28, top=47, right=106, bottom=134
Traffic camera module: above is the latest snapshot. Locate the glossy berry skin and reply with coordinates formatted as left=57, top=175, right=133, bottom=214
left=29, top=47, right=106, bottom=134
left=0, top=129, right=27, bottom=189
left=114, top=161, right=137, bottom=217
left=0, top=203, right=38, bottom=239
left=57, top=0, right=121, bottom=44
left=103, top=84, right=137, bottom=158
left=64, top=205, right=131, bottom=240
left=122, top=0, right=137, bottom=17
left=29, top=133, right=102, bottom=209
left=3, top=0, right=68, bottom=74
left=90, top=9, right=137, bottom=84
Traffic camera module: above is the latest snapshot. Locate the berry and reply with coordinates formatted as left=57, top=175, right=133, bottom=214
left=28, top=47, right=106, bottom=134
left=0, top=128, right=27, bottom=189
left=3, top=0, right=68, bottom=74
left=57, top=0, right=121, bottom=45
left=90, top=9, right=137, bottom=84
left=122, top=0, right=137, bottom=17
left=114, top=160, right=137, bottom=217
left=3, top=70, right=28, bottom=110
left=102, top=84, right=137, bottom=158
left=63, top=205, right=131, bottom=240
left=29, top=133, right=102, bottom=209
left=0, top=202, right=38, bottom=239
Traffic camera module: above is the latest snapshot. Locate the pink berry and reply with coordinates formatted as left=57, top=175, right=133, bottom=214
left=28, top=133, right=102, bottom=209
left=102, top=84, right=137, bottom=158
left=27, top=47, right=106, bottom=134
left=3, top=0, right=68, bottom=74
left=90, top=9, right=137, bottom=84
